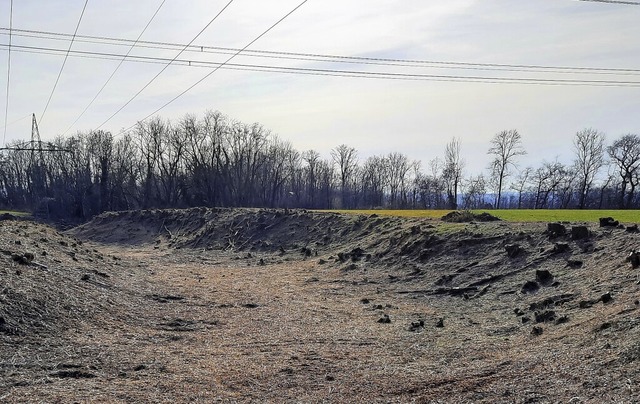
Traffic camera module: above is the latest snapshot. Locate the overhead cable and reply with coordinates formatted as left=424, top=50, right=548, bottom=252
left=95, top=0, right=236, bottom=130
left=577, top=0, right=640, bottom=5
left=39, top=0, right=89, bottom=127
left=2, top=43, right=640, bottom=87
left=121, top=0, right=310, bottom=135
left=3, top=41, right=640, bottom=77
left=2, top=0, right=13, bottom=145
left=62, top=0, right=166, bottom=135
left=2, top=27, right=640, bottom=75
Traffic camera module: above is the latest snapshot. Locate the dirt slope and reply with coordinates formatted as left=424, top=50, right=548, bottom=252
left=72, top=207, right=639, bottom=299
left=3, top=208, right=640, bottom=402
left=0, top=216, right=125, bottom=336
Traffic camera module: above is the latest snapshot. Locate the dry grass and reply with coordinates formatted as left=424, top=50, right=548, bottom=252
left=2, top=247, right=522, bottom=402
left=3, top=210, right=640, bottom=402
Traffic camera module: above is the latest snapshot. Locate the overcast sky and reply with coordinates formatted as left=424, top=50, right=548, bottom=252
left=1, top=0, right=639, bottom=175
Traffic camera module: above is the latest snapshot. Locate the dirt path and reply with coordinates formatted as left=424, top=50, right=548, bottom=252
left=3, top=245, right=525, bottom=402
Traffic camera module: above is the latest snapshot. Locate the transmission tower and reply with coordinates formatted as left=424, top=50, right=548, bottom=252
left=0, top=113, right=70, bottom=152
left=0, top=113, right=71, bottom=217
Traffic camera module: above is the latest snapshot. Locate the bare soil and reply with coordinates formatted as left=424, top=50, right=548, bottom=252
left=2, top=208, right=640, bottom=403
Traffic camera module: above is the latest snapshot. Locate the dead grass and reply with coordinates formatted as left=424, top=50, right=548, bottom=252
left=3, top=209, right=640, bottom=402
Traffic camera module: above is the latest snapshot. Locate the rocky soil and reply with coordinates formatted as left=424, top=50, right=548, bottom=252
left=2, top=208, right=640, bottom=402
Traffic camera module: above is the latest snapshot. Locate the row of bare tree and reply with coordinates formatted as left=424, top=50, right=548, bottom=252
left=0, top=110, right=638, bottom=220
left=487, top=128, right=640, bottom=211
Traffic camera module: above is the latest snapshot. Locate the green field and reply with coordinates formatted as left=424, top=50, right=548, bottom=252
left=322, top=209, right=640, bottom=223
left=0, top=210, right=29, bottom=217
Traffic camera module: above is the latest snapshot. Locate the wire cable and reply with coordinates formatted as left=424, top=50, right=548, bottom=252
left=5, top=113, right=30, bottom=127
left=62, top=0, right=165, bottom=135
left=1, top=0, right=637, bottom=136
left=3, top=43, right=640, bottom=87
left=4, top=40, right=640, bottom=77
left=39, top=0, right=89, bottom=128
left=2, top=0, right=13, bottom=145
left=95, top=0, right=236, bottom=130
left=122, top=0, right=310, bottom=134
left=3, top=27, right=640, bottom=75
left=577, top=0, right=640, bottom=5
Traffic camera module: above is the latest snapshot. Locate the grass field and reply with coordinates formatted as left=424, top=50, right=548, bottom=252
left=322, top=209, right=640, bottom=223
left=0, top=210, right=29, bottom=217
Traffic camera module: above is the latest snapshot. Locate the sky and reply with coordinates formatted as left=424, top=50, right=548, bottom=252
left=1, top=0, right=639, bottom=176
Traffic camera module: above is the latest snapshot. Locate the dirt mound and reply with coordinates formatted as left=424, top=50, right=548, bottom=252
left=73, top=207, right=407, bottom=252
left=441, top=210, right=501, bottom=222
left=73, top=208, right=506, bottom=269
left=6, top=208, right=640, bottom=401
left=72, top=208, right=640, bottom=302
left=71, top=208, right=596, bottom=289
left=0, top=220, right=121, bottom=337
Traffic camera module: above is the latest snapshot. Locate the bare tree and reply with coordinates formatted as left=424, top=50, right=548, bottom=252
left=488, top=129, right=526, bottom=209
left=408, top=162, right=423, bottom=208
left=510, top=167, right=532, bottom=209
left=555, top=165, right=577, bottom=209
left=532, top=161, right=570, bottom=209
left=261, top=138, right=297, bottom=207
left=316, top=159, right=335, bottom=208
left=134, top=117, right=163, bottom=208
left=12, top=107, right=640, bottom=216
left=596, top=164, right=617, bottom=209
left=607, top=133, right=640, bottom=208
left=225, top=121, right=269, bottom=206
left=462, top=174, right=487, bottom=209
left=110, top=134, right=139, bottom=210
left=331, top=144, right=358, bottom=208
left=443, top=137, right=464, bottom=209
left=360, top=156, right=387, bottom=208
left=87, top=130, right=113, bottom=213
left=413, top=157, right=447, bottom=209
left=573, top=128, right=605, bottom=209
left=385, top=152, right=416, bottom=208
left=301, top=150, right=321, bottom=208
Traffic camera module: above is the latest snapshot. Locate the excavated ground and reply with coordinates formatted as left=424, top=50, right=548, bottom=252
left=2, top=208, right=640, bottom=403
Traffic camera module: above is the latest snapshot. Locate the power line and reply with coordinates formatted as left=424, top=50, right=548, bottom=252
left=4, top=40, right=640, bottom=78
left=2, top=0, right=12, bottom=145
left=3, top=27, right=640, bottom=75
left=62, top=0, right=166, bottom=135
left=95, top=0, right=236, bottom=131
left=122, top=0, right=310, bottom=135
left=0, top=2, right=638, bottom=137
left=5, top=113, right=30, bottom=127
left=3, top=42, right=640, bottom=87
left=39, top=0, right=89, bottom=127
left=577, top=0, right=640, bottom=5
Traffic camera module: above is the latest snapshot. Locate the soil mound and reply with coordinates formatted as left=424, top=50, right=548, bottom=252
left=7, top=207, right=640, bottom=402
left=441, top=210, right=501, bottom=222
left=73, top=207, right=407, bottom=251
left=74, top=208, right=507, bottom=268
left=72, top=207, right=640, bottom=300
left=0, top=220, right=120, bottom=337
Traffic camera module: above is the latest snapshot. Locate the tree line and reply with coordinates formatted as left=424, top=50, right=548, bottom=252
left=0, top=110, right=638, bottom=221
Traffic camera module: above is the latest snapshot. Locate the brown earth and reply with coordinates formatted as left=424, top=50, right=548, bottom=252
left=2, top=208, right=640, bottom=402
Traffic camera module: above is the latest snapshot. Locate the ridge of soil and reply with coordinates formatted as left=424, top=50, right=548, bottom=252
left=2, top=208, right=640, bottom=402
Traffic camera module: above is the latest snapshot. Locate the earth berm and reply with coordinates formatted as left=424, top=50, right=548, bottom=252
left=1, top=208, right=639, bottom=402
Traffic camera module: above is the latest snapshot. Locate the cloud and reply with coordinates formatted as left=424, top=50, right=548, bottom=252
left=1, top=0, right=639, bottom=178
